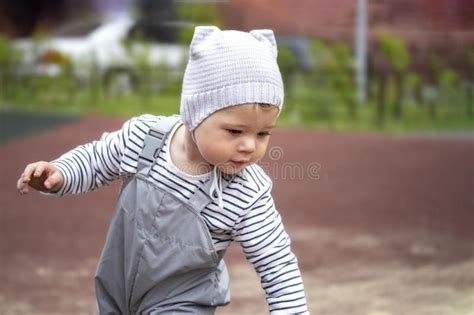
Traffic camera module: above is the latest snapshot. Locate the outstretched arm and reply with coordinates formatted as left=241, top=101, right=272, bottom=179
left=16, top=115, right=167, bottom=196
left=16, top=117, right=135, bottom=196
left=233, top=188, right=309, bottom=314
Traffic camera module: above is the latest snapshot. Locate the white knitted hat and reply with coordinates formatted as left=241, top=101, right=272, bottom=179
left=180, top=26, right=284, bottom=131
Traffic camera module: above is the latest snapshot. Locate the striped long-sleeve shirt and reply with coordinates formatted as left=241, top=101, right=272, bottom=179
left=52, top=114, right=308, bottom=314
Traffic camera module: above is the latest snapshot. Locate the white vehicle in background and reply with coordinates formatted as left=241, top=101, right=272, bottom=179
left=13, top=16, right=189, bottom=93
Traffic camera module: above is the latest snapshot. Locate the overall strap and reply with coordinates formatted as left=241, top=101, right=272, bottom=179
left=188, top=174, right=235, bottom=213
left=137, top=115, right=181, bottom=174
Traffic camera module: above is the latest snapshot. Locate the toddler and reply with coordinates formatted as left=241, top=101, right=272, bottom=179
left=17, top=26, right=309, bottom=314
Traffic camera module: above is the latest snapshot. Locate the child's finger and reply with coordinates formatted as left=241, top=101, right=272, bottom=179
left=33, top=163, right=45, bottom=178
left=22, top=163, right=39, bottom=182
left=44, top=171, right=63, bottom=191
left=17, top=177, right=29, bottom=194
left=44, top=176, right=56, bottom=190
left=17, top=176, right=24, bottom=190
left=19, top=172, right=28, bottom=184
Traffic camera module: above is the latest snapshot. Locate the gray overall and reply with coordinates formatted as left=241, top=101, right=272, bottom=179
left=95, top=116, right=231, bottom=314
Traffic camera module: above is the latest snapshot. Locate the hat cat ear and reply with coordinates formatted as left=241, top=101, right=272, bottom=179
left=190, top=26, right=220, bottom=58
left=250, top=29, right=278, bottom=58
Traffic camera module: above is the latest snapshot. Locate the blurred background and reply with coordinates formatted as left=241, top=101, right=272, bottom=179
left=0, top=1, right=473, bottom=314
left=0, top=0, right=472, bottom=131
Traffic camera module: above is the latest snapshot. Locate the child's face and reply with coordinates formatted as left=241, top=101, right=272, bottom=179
left=194, top=103, right=279, bottom=174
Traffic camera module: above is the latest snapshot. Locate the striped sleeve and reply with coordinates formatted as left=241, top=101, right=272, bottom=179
left=50, top=115, right=160, bottom=195
left=233, top=168, right=309, bottom=314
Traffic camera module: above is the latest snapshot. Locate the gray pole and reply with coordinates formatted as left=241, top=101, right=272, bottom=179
left=355, top=0, right=368, bottom=104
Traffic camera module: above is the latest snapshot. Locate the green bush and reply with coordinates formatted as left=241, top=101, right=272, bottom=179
left=376, top=30, right=409, bottom=72
left=0, top=35, right=22, bottom=99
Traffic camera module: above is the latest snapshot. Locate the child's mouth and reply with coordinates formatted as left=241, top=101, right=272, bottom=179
left=230, top=160, right=249, bottom=167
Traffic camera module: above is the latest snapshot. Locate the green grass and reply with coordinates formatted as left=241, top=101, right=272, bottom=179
left=1, top=74, right=473, bottom=134
left=276, top=73, right=474, bottom=133
left=278, top=102, right=473, bottom=133
left=0, top=76, right=181, bottom=117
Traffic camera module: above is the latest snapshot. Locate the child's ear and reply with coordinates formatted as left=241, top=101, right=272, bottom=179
left=190, top=26, right=220, bottom=58
left=250, top=29, right=278, bottom=58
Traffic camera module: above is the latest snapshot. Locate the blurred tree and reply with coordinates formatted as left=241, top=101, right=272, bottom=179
left=467, top=48, right=474, bottom=82
left=374, top=31, right=410, bottom=122
left=176, top=2, right=223, bottom=44
left=329, top=43, right=356, bottom=118
left=429, top=53, right=463, bottom=116
left=0, top=35, right=21, bottom=99
left=277, top=44, right=298, bottom=108
left=467, top=48, right=474, bottom=117
left=404, top=72, right=423, bottom=105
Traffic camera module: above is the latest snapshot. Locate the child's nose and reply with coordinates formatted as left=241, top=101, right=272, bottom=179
left=237, top=137, right=256, bottom=153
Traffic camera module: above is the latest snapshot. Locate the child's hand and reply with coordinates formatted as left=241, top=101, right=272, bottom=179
left=17, top=161, right=64, bottom=195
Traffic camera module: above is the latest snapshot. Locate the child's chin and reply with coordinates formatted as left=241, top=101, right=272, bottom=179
left=218, top=164, right=248, bottom=175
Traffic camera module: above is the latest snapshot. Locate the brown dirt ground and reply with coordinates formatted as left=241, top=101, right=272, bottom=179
left=1, top=115, right=473, bottom=315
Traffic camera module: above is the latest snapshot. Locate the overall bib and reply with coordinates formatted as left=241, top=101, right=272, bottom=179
left=95, top=116, right=231, bottom=314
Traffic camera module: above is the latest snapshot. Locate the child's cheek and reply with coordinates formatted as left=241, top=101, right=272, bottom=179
left=256, top=142, right=270, bottom=159
left=201, top=142, right=225, bottom=165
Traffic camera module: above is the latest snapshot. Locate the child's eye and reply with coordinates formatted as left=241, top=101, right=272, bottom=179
left=226, top=129, right=242, bottom=135
left=258, top=131, right=272, bottom=137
